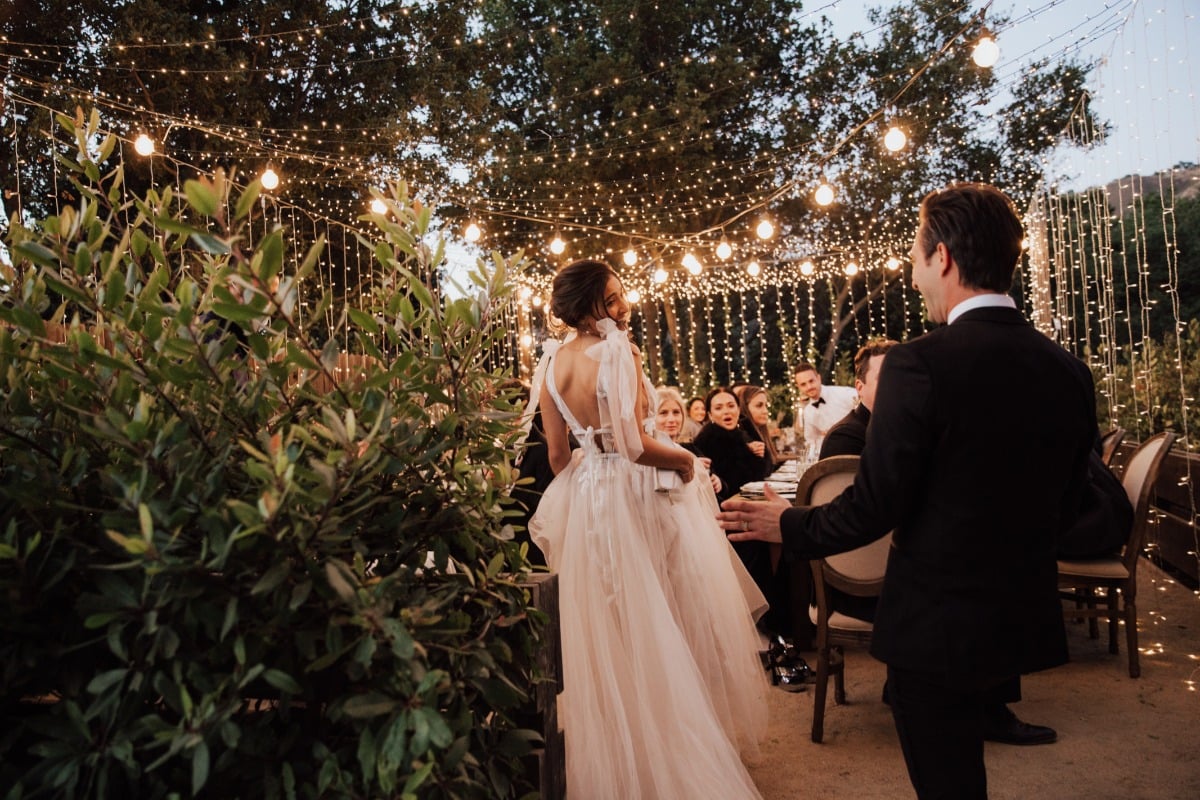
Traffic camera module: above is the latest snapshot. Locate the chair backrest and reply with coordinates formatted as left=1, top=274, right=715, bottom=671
left=1099, top=427, right=1126, bottom=467
left=1118, top=432, right=1176, bottom=571
left=795, top=455, right=892, bottom=587
left=795, top=455, right=859, bottom=506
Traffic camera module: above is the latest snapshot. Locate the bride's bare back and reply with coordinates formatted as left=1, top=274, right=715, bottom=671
left=549, top=336, right=649, bottom=432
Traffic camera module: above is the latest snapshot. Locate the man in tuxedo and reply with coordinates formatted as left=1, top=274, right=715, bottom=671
left=719, top=183, right=1095, bottom=799
left=793, top=362, right=856, bottom=451
left=822, top=338, right=1058, bottom=747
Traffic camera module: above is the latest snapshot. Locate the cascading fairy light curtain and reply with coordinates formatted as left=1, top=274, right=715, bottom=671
left=1021, top=0, right=1197, bottom=601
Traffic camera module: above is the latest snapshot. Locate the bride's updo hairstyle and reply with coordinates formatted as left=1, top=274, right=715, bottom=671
left=550, top=259, right=617, bottom=330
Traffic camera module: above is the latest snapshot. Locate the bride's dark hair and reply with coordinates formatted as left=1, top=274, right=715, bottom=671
left=550, top=259, right=616, bottom=329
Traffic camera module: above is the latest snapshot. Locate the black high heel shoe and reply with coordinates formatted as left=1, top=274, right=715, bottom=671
left=761, top=634, right=812, bottom=692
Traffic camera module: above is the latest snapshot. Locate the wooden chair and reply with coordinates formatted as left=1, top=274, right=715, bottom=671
left=794, top=455, right=892, bottom=743
left=1058, top=431, right=1176, bottom=678
left=1099, top=426, right=1126, bottom=467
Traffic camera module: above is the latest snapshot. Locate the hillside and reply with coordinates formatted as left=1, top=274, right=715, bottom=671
left=1105, top=164, right=1200, bottom=212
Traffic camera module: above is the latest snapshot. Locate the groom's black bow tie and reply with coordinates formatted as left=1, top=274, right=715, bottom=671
left=812, top=397, right=825, bottom=407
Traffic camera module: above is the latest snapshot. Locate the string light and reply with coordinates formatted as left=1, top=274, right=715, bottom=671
left=133, top=133, right=155, bottom=156
left=369, top=197, right=388, bottom=215
left=653, top=267, right=669, bottom=284
left=549, top=235, right=566, bottom=255
left=464, top=221, right=482, bottom=242
left=626, top=288, right=641, bottom=303
left=886, top=256, right=902, bottom=271
left=755, top=218, right=775, bottom=240
left=883, top=126, right=907, bottom=152
left=623, top=248, right=638, bottom=266
left=972, top=30, right=1000, bottom=68
left=845, top=261, right=859, bottom=277
left=716, top=239, right=733, bottom=260
left=682, top=252, right=703, bottom=276
left=799, top=260, right=815, bottom=277
left=746, top=260, right=761, bottom=277
left=260, top=167, right=280, bottom=190
left=814, top=183, right=835, bottom=206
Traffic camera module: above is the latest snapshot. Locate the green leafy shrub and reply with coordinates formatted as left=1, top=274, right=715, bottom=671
left=0, top=109, right=542, bottom=799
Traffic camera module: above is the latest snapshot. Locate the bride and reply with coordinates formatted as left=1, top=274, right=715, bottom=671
left=528, top=259, right=768, bottom=799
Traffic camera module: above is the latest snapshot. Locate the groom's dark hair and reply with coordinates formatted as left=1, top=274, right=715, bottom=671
left=918, top=182, right=1023, bottom=293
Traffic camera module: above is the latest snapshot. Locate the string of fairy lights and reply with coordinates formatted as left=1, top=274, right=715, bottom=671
left=1018, top=0, right=1199, bottom=654
left=4, top=0, right=1068, bottom=283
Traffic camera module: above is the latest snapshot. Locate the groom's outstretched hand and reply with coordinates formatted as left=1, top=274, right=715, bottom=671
left=718, top=485, right=791, bottom=544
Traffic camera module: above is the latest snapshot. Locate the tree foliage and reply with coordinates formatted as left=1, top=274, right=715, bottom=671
left=1, top=108, right=543, bottom=799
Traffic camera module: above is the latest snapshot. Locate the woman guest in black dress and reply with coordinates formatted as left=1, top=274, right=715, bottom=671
left=692, top=386, right=773, bottom=615
left=737, top=385, right=782, bottom=473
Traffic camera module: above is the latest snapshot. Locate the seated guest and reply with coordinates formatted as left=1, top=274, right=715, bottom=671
left=687, top=396, right=708, bottom=427
left=820, top=340, right=896, bottom=459
left=655, top=386, right=721, bottom=495
left=676, top=390, right=703, bottom=443
left=693, top=386, right=770, bottom=504
left=739, top=384, right=782, bottom=472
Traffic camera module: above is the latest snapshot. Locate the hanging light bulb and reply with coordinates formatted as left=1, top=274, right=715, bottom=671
left=464, top=221, right=482, bottom=242
left=845, top=261, right=860, bottom=277
left=549, top=235, right=566, bottom=255
left=814, top=183, right=835, bottom=206
left=520, top=333, right=533, bottom=348
left=746, top=260, right=761, bottom=277
left=755, top=217, right=775, bottom=240
left=531, top=295, right=543, bottom=308
left=799, top=260, right=815, bottom=277
left=653, top=267, right=669, bottom=284
left=972, top=30, right=1000, bottom=68
left=369, top=198, right=388, bottom=215
left=260, top=168, right=280, bottom=190
left=883, top=126, right=907, bottom=153
left=682, top=253, right=702, bottom=276
left=133, top=134, right=155, bottom=156
left=623, top=248, right=638, bottom=266
left=716, top=239, right=733, bottom=260
left=886, top=256, right=902, bottom=271
left=626, top=289, right=641, bottom=304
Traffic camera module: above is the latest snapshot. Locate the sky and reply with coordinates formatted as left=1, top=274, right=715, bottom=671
left=819, top=0, right=1199, bottom=190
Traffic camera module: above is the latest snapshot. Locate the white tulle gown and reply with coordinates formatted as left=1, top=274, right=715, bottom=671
left=529, top=321, right=769, bottom=800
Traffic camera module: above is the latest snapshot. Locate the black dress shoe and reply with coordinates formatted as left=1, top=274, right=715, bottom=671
left=983, top=707, right=1057, bottom=746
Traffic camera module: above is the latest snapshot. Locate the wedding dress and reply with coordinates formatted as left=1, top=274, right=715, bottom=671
left=529, top=321, right=768, bottom=800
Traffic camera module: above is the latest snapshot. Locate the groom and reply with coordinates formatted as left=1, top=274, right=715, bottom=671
left=719, top=183, right=1096, bottom=799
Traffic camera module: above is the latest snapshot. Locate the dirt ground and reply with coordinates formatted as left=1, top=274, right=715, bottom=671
left=747, top=559, right=1200, bottom=799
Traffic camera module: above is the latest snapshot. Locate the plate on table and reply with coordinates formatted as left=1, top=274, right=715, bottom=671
left=739, top=480, right=797, bottom=500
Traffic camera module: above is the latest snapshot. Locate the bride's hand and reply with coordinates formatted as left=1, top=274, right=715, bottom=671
left=676, top=455, right=695, bottom=483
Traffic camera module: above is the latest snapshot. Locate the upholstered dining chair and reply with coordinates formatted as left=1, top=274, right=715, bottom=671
left=1058, top=431, right=1176, bottom=678
left=794, top=455, right=893, bottom=743
left=1098, top=426, right=1126, bottom=468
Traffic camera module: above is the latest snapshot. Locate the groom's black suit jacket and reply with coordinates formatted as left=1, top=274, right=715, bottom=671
left=781, top=306, right=1096, bottom=688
